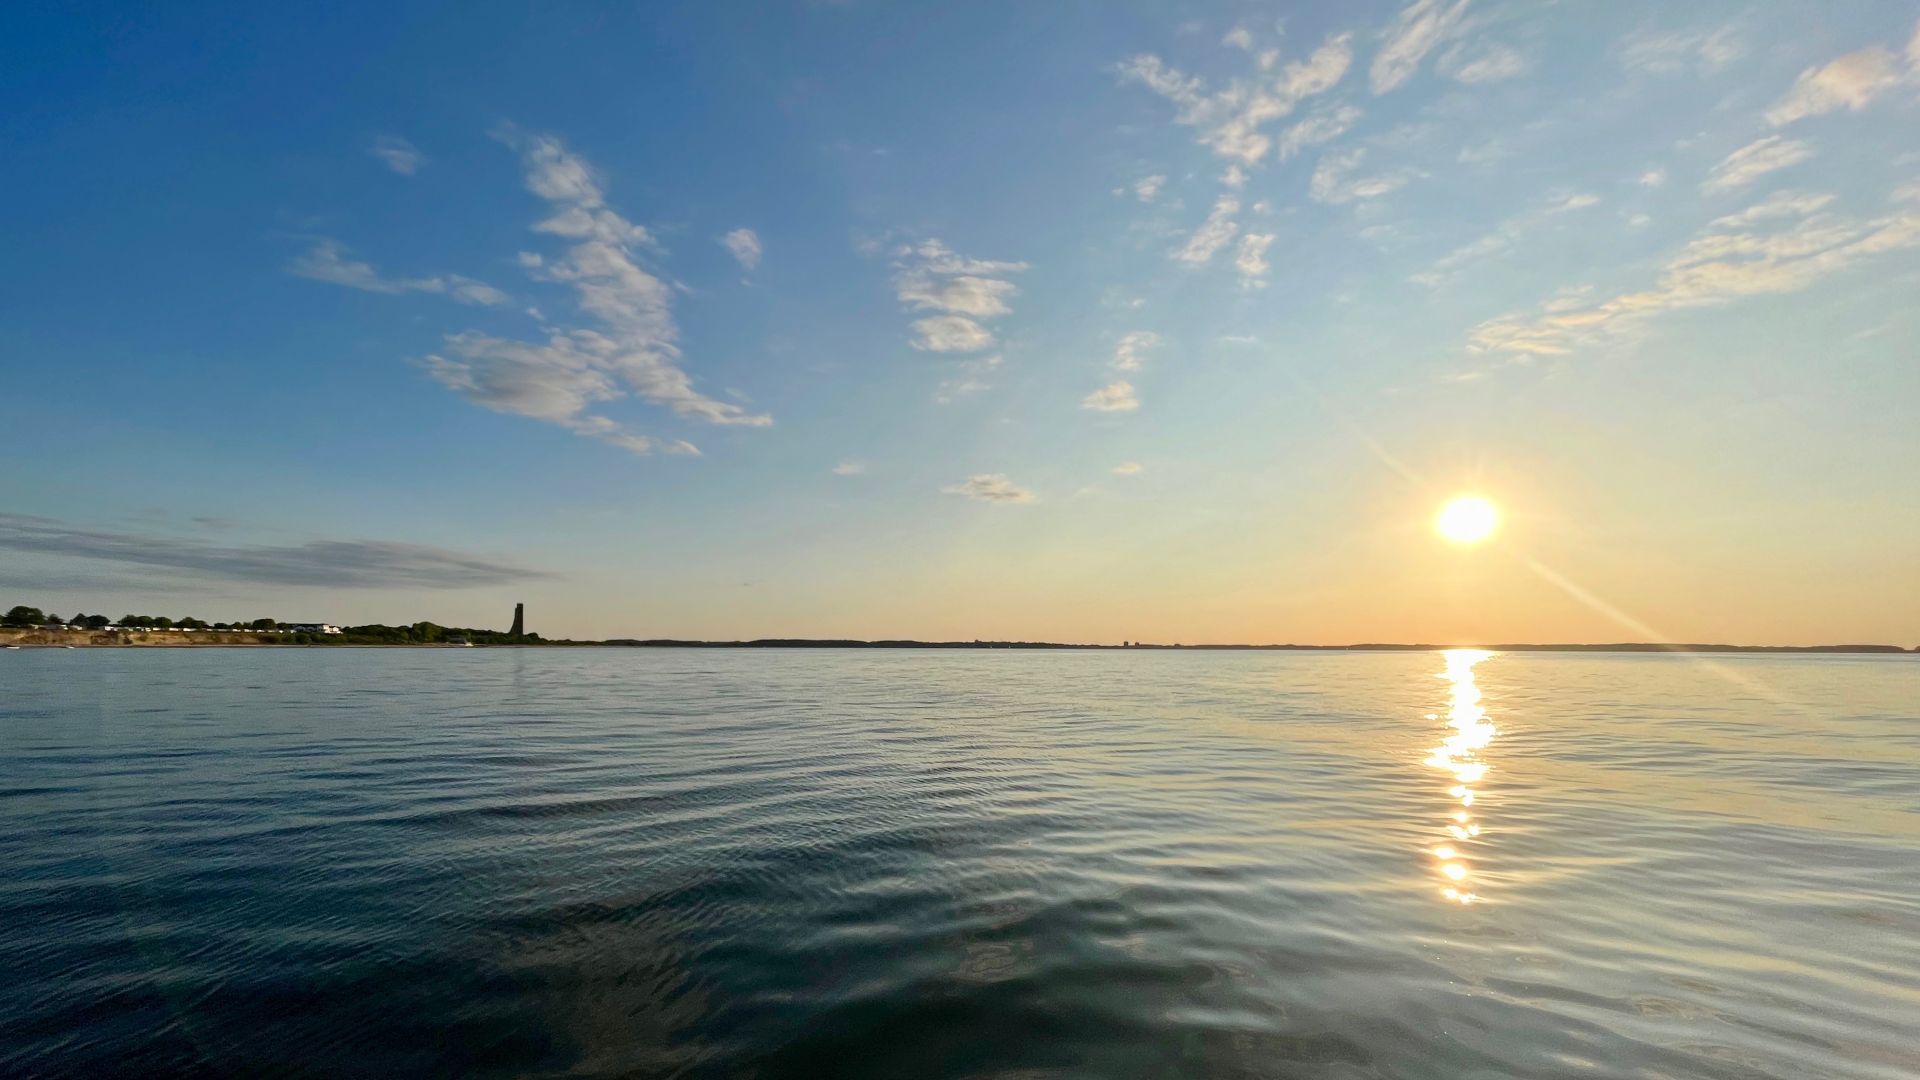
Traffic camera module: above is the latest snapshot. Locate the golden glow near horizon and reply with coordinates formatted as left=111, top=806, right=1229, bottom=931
left=1435, top=495, right=1499, bottom=545
left=1426, top=649, right=1497, bottom=904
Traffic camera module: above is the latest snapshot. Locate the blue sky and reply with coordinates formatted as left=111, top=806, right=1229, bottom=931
left=4, top=1, right=1918, bottom=643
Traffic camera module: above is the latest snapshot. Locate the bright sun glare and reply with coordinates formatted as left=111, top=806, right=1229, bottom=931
left=1435, top=496, right=1499, bottom=545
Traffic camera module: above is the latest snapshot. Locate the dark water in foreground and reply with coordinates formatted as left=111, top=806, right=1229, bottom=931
left=3, top=649, right=1918, bottom=1079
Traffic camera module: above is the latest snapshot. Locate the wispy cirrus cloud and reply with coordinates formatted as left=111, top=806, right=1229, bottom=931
left=1111, top=461, right=1145, bottom=476
left=423, top=130, right=769, bottom=457
left=1309, top=147, right=1417, bottom=204
left=1467, top=186, right=1920, bottom=359
left=289, top=240, right=507, bottom=305
left=1438, top=41, right=1528, bottom=84
left=1618, top=23, right=1745, bottom=75
left=1117, top=28, right=1354, bottom=167
left=943, top=474, right=1037, bottom=504
left=1370, top=0, right=1471, bottom=95
left=1275, top=104, right=1363, bottom=162
left=1764, top=20, right=1919, bottom=126
left=1701, top=135, right=1813, bottom=193
left=1173, top=195, right=1241, bottom=265
left=1708, top=190, right=1835, bottom=229
left=0, top=512, right=547, bottom=589
left=369, top=135, right=427, bottom=176
left=1411, top=190, right=1601, bottom=287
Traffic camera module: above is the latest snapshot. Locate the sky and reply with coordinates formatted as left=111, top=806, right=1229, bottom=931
left=3, top=0, right=1918, bottom=645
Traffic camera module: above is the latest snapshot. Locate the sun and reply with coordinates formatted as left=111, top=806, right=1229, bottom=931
left=1435, top=495, right=1499, bottom=545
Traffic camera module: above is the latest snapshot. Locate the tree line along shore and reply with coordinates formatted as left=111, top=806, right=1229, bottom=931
left=2, top=607, right=1913, bottom=653
left=2, top=606, right=538, bottom=647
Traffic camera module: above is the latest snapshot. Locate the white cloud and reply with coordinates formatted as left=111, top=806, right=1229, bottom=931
left=721, top=228, right=762, bottom=270
left=1548, top=192, right=1602, bottom=212
left=943, top=474, right=1037, bottom=503
left=1309, top=148, right=1416, bottom=204
left=1173, top=195, right=1241, bottom=265
left=1117, top=30, right=1354, bottom=167
left=1619, top=24, right=1745, bottom=75
left=1639, top=168, right=1668, bottom=188
left=1082, top=381, right=1140, bottom=412
left=897, top=239, right=1027, bottom=277
left=1371, top=0, right=1471, bottom=95
left=1702, top=135, right=1813, bottom=193
left=1235, top=232, right=1275, bottom=285
left=1765, top=41, right=1910, bottom=126
left=1276, top=104, right=1363, bottom=161
left=425, top=333, right=616, bottom=425
left=533, top=205, right=653, bottom=248
left=1468, top=189, right=1920, bottom=358
left=1540, top=285, right=1594, bottom=312
left=1708, top=190, right=1835, bottom=229
left=1221, top=164, right=1248, bottom=188
left=910, top=315, right=995, bottom=352
left=1133, top=174, right=1167, bottom=201
left=934, top=353, right=1004, bottom=403
left=369, top=135, right=426, bottom=176
left=1439, top=41, right=1528, bottom=84
left=1112, top=331, right=1160, bottom=372
left=422, top=131, right=769, bottom=457
left=890, top=239, right=1025, bottom=355
left=1111, top=462, right=1144, bottom=476
left=1222, top=26, right=1254, bottom=52
left=1410, top=190, right=1601, bottom=287
left=832, top=460, right=868, bottom=476
left=898, top=275, right=1018, bottom=317
left=289, top=240, right=507, bottom=305
left=1088, top=333, right=1161, bottom=412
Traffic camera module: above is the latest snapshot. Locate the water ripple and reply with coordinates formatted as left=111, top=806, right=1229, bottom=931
left=1, top=648, right=1916, bottom=1078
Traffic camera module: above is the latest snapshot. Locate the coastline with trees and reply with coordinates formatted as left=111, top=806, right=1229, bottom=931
left=3, top=606, right=1913, bottom=653
left=2, top=606, right=542, bottom=647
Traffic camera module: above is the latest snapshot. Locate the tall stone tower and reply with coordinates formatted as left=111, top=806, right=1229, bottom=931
left=509, top=602, right=525, bottom=637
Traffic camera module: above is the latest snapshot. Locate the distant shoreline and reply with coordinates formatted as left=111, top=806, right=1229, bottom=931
left=2, top=628, right=1911, bottom=654
left=601, top=640, right=1917, bottom=654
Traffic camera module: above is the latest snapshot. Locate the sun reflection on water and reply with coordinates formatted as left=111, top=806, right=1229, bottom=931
left=1426, top=649, right=1496, bottom=904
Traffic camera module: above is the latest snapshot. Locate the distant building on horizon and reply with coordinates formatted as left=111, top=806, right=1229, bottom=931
left=509, top=603, right=524, bottom=637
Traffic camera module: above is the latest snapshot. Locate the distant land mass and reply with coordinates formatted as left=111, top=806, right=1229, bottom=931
left=2, top=625, right=1913, bottom=655
left=2, top=630, right=1913, bottom=653
left=601, top=639, right=1914, bottom=653
left=8, top=602, right=1911, bottom=653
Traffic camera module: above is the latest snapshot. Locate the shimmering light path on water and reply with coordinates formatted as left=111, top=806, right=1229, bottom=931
left=3, top=648, right=1918, bottom=1078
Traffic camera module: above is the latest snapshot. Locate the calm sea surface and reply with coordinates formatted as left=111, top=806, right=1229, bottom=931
left=2, top=648, right=1917, bottom=1079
